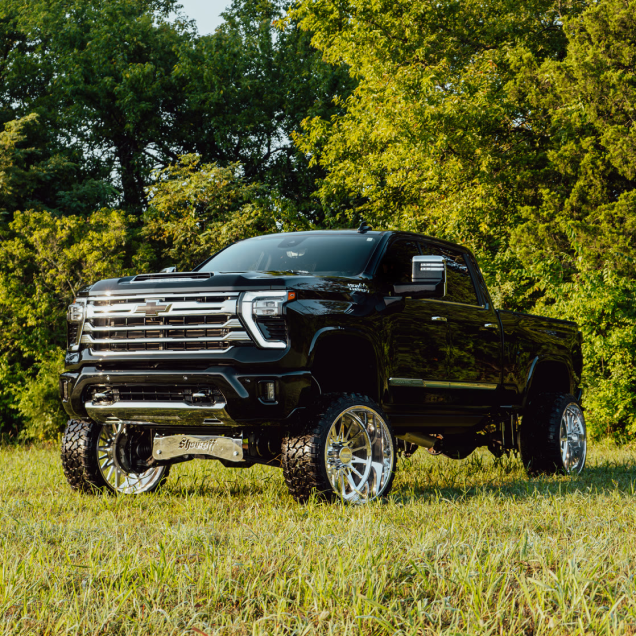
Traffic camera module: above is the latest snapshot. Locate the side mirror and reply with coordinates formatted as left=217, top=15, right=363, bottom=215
left=393, top=255, right=446, bottom=299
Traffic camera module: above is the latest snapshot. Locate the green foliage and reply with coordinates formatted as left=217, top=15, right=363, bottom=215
left=534, top=271, right=636, bottom=440
left=514, top=0, right=636, bottom=437
left=295, top=0, right=577, bottom=253
left=0, top=208, right=132, bottom=434
left=0, top=208, right=130, bottom=359
left=0, top=114, right=116, bottom=225
left=144, top=155, right=309, bottom=270
left=295, top=0, right=636, bottom=440
left=1, top=0, right=194, bottom=212
left=1, top=0, right=350, bottom=218
left=180, top=0, right=355, bottom=223
left=16, top=352, right=67, bottom=441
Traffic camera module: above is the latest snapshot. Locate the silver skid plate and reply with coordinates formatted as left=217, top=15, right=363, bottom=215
left=153, top=435, right=243, bottom=462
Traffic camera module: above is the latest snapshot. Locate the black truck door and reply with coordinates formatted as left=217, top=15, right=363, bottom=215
left=378, top=238, right=452, bottom=412
left=419, top=243, right=502, bottom=407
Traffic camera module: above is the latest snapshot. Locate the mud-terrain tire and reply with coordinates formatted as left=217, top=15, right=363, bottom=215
left=281, top=394, right=396, bottom=504
left=519, top=393, right=587, bottom=476
left=61, top=419, right=169, bottom=494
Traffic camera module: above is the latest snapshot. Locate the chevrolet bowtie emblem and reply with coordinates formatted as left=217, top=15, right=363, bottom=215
left=135, top=300, right=171, bottom=316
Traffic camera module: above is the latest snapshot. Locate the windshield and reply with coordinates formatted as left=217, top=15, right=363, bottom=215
left=198, top=233, right=379, bottom=276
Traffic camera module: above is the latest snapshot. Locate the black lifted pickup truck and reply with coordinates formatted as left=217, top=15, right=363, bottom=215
left=60, top=228, right=587, bottom=503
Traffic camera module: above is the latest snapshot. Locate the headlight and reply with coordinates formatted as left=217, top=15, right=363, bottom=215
left=253, top=298, right=285, bottom=318
left=240, top=291, right=294, bottom=349
left=67, top=302, right=86, bottom=351
left=67, top=303, right=85, bottom=322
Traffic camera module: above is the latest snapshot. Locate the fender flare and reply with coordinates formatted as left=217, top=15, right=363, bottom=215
left=307, top=327, right=382, bottom=398
left=522, top=355, right=576, bottom=408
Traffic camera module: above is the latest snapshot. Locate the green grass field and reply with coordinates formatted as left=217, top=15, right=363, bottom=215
left=1, top=444, right=636, bottom=635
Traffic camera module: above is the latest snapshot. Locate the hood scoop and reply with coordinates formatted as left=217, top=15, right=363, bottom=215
left=131, top=272, right=212, bottom=283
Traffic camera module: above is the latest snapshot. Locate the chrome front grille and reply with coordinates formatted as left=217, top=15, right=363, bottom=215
left=79, top=293, right=253, bottom=355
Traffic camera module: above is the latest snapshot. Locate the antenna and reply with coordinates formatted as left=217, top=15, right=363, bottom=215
left=357, top=220, right=372, bottom=233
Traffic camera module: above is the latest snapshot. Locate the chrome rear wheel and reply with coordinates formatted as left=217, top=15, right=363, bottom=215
left=560, top=403, right=587, bottom=474
left=520, top=393, right=587, bottom=477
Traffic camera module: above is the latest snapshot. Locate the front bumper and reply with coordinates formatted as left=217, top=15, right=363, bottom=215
left=60, top=366, right=319, bottom=428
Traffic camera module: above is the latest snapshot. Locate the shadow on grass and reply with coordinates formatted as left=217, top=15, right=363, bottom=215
left=390, top=452, right=636, bottom=505
left=164, top=465, right=282, bottom=498
left=155, top=449, right=636, bottom=503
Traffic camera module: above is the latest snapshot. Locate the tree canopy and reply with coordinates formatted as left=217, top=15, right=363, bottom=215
left=294, top=0, right=636, bottom=438
left=1, top=0, right=636, bottom=440
left=0, top=0, right=352, bottom=436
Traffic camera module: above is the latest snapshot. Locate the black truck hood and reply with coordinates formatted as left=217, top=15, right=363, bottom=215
left=80, top=271, right=368, bottom=297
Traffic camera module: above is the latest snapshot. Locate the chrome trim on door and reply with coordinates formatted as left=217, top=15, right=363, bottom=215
left=419, top=298, right=486, bottom=309
left=389, top=378, right=498, bottom=390
left=389, top=378, right=425, bottom=387
left=447, top=381, right=498, bottom=390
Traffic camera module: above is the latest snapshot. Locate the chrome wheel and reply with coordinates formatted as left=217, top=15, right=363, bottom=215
left=324, top=405, right=394, bottom=503
left=97, top=423, right=166, bottom=494
left=560, top=403, right=587, bottom=474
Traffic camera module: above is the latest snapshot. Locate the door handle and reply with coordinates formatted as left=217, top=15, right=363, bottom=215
left=483, top=323, right=498, bottom=329
left=431, top=316, right=447, bottom=322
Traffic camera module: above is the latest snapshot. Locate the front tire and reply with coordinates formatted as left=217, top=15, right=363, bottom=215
left=281, top=394, right=396, bottom=504
left=520, top=393, right=587, bottom=476
left=61, top=419, right=169, bottom=494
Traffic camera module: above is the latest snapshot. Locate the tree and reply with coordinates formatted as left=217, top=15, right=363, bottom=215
left=0, top=114, right=117, bottom=225
left=177, top=0, right=355, bottom=225
left=1, top=0, right=354, bottom=220
left=1, top=0, right=196, bottom=214
left=143, top=154, right=309, bottom=271
left=515, top=0, right=636, bottom=438
left=294, top=0, right=586, bottom=298
left=294, top=0, right=636, bottom=438
left=0, top=208, right=132, bottom=437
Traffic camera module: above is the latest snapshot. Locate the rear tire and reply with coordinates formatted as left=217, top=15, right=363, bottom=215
left=520, top=393, right=587, bottom=476
left=61, top=419, right=169, bottom=494
left=281, top=394, right=396, bottom=504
